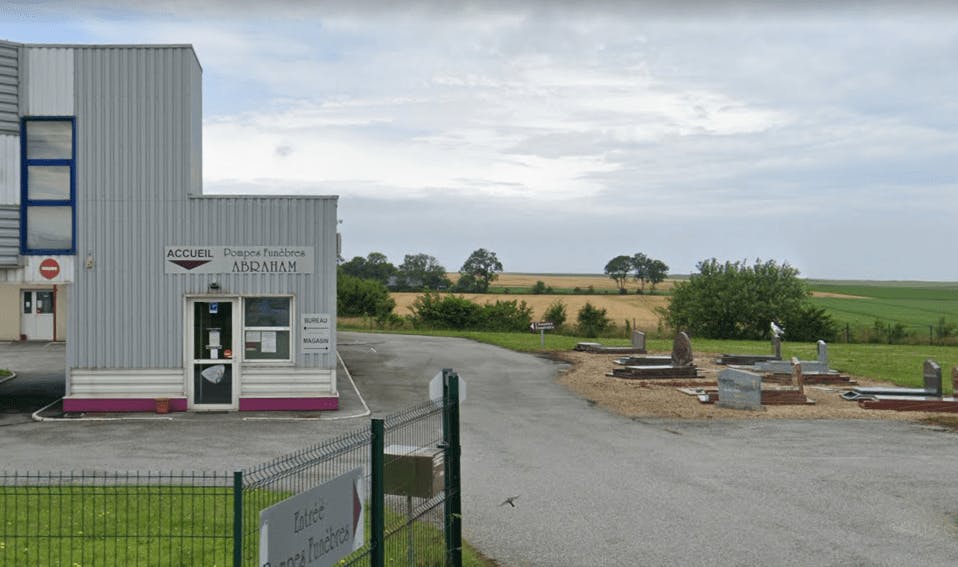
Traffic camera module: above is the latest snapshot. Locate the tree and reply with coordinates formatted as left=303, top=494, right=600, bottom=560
left=666, top=258, right=836, bottom=341
left=459, top=248, right=503, bottom=293
left=396, top=253, right=451, bottom=291
left=646, top=259, right=669, bottom=291
left=604, top=255, right=633, bottom=291
left=340, top=252, right=397, bottom=284
left=337, top=270, right=396, bottom=324
left=631, top=253, right=649, bottom=291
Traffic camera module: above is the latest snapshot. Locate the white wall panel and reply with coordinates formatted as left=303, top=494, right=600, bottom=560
left=68, top=369, right=185, bottom=396
left=0, top=254, right=73, bottom=283
left=0, top=135, right=20, bottom=205
left=241, top=367, right=334, bottom=396
left=25, top=47, right=74, bottom=116
left=0, top=41, right=18, bottom=134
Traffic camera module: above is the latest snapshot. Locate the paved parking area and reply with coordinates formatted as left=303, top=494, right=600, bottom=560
left=4, top=334, right=958, bottom=566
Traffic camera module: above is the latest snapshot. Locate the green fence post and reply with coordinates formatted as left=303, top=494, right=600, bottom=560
left=444, top=370, right=463, bottom=567
left=233, top=471, right=243, bottom=567
left=371, top=418, right=385, bottom=567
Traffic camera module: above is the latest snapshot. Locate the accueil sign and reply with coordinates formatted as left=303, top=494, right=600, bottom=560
left=165, top=246, right=314, bottom=274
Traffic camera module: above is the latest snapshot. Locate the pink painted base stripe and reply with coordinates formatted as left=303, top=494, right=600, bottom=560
left=63, top=398, right=188, bottom=413
left=239, top=397, right=339, bottom=411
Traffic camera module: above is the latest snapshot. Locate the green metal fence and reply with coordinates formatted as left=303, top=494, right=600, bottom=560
left=0, top=370, right=463, bottom=567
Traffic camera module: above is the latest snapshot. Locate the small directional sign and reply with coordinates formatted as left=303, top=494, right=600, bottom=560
left=530, top=321, right=555, bottom=331
left=302, top=313, right=331, bottom=353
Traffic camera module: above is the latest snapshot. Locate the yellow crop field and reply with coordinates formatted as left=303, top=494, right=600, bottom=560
left=391, top=292, right=668, bottom=330
left=446, top=272, right=677, bottom=292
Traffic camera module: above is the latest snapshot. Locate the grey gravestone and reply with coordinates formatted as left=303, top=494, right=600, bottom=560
left=631, top=330, right=646, bottom=351
left=923, top=359, right=942, bottom=397
left=772, top=336, right=782, bottom=359
left=817, top=340, right=828, bottom=365
left=717, top=368, right=762, bottom=410
left=671, top=332, right=693, bottom=367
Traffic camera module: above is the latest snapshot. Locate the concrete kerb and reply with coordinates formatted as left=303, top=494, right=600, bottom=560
left=0, top=371, right=16, bottom=386
left=31, top=351, right=371, bottom=422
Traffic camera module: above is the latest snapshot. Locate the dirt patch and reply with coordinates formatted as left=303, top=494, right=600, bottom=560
left=810, top=291, right=869, bottom=299
left=555, top=349, right=953, bottom=422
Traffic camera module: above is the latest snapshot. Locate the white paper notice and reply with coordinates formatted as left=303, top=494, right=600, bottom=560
left=261, top=331, right=277, bottom=353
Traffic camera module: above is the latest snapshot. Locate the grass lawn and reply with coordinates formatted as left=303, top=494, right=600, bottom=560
left=795, top=281, right=958, bottom=336
left=0, top=369, right=10, bottom=377
left=1, top=484, right=494, bottom=567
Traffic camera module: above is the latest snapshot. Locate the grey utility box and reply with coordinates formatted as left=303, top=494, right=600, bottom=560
left=383, top=445, right=445, bottom=498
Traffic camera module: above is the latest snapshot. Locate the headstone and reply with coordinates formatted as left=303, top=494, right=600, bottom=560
left=923, top=359, right=942, bottom=397
left=631, top=330, right=646, bottom=351
left=817, top=340, right=828, bottom=365
left=772, top=336, right=782, bottom=359
left=717, top=368, right=763, bottom=410
left=671, top=332, right=693, bottom=367
left=790, top=358, right=804, bottom=394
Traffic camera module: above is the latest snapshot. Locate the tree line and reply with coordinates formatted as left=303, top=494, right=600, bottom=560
left=340, top=248, right=503, bottom=293
left=603, top=253, right=669, bottom=293
left=340, top=248, right=841, bottom=343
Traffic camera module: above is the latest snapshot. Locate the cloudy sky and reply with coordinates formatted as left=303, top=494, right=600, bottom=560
left=3, top=1, right=957, bottom=280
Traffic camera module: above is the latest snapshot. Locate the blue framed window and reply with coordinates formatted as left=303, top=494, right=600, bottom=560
left=21, top=117, right=76, bottom=255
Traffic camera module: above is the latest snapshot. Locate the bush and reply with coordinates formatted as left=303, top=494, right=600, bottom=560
left=532, top=281, right=548, bottom=295
left=337, top=271, right=396, bottom=324
left=408, top=293, right=532, bottom=332
left=479, top=299, right=534, bottom=332
left=409, top=293, right=481, bottom=329
left=577, top=302, right=610, bottom=338
left=543, top=299, right=568, bottom=331
left=667, top=258, right=835, bottom=341
left=781, top=304, right=838, bottom=342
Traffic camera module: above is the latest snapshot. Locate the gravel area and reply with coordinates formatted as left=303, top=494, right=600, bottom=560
left=556, top=349, right=952, bottom=421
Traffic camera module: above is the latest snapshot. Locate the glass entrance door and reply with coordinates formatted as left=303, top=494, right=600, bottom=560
left=191, top=300, right=237, bottom=408
left=21, top=290, right=55, bottom=341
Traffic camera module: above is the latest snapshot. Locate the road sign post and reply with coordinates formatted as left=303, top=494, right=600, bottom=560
left=529, top=321, right=555, bottom=348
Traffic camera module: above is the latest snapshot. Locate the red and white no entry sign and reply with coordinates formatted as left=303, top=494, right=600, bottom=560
left=39, top=258, right=60, bottom=280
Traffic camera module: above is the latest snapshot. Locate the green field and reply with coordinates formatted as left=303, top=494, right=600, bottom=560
left=807, top=281, right=958, bottom=337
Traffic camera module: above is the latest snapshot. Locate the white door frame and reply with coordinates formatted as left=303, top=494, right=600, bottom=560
left=185, top=296, right=240, bottom=410
left=21, top=289, right=55, bottom=341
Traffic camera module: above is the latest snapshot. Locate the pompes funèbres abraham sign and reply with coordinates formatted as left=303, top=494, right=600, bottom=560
left=165, top=246, right=315, bottom=274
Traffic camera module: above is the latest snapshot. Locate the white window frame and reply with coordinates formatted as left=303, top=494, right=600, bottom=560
left=242, top=294, right=295, bottom=365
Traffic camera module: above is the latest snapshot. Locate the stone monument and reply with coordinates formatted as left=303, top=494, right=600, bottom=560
left=716, top=368, right=763, bottom=410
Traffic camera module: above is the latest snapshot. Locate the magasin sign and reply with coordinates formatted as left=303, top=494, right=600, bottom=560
left=165, top=246, right=314, bottom=274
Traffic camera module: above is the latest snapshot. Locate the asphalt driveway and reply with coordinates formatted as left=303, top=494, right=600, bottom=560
left=2, top=334, right=958, bottom=566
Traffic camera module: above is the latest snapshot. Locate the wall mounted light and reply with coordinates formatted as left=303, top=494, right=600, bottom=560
left=209, top=282, right=221, bottom=291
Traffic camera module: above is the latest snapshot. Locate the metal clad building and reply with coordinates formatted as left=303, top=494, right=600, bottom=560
left=0, top=41, right=339, bottom=412
left=0, top=40, right=17, bottom=134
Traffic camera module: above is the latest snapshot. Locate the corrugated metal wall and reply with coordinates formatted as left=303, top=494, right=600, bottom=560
left=23, top=47, right=74, bottom=116
left=69, top=46, right=337, bottom=372
left=0, top=41, right=17, bottom=134
left=0, top=206, right=19, bottom=267
left=0, top=134, right=19, bottom=205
